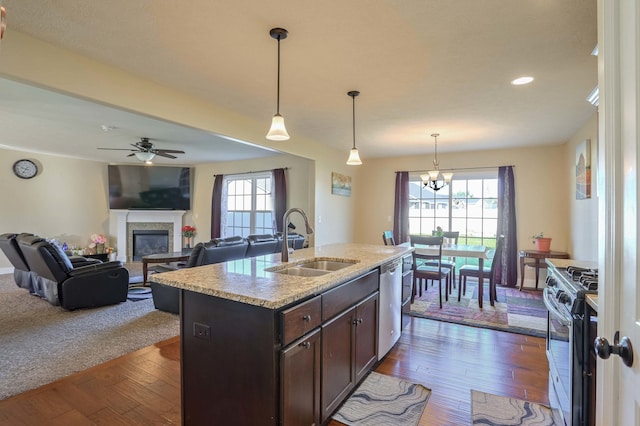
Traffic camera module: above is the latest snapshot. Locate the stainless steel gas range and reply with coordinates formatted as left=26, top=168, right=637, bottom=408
left=544, top=259, right=598, bottom=426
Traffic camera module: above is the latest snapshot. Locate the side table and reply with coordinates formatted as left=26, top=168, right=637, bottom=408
left=142, top=251, right=191, bottom=285
left=519, top=249, right=570, bottom=290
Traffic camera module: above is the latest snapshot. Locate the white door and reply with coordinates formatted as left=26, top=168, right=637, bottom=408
left=597, top=2, right=640, bottom=425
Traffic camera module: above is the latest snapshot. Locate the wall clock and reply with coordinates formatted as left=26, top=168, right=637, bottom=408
left=13, top=159, right=39, bottom=179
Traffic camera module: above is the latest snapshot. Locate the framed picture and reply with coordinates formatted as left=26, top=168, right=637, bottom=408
left=331, top=172, right=352, bottom=197
left=576, top=139, right=591, bottom=199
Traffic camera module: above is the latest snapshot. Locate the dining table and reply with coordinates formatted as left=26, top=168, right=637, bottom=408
left=412, top=243, right=491, bottom=308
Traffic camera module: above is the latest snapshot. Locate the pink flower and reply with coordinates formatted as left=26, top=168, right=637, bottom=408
left=90, top=234, right=107, bottom=244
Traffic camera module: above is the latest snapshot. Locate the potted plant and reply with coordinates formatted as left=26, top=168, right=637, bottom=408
left=532, top=232, right=552, bottom=252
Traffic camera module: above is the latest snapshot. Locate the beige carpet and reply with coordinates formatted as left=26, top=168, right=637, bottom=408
left=0, top=269, right=179, bottom=400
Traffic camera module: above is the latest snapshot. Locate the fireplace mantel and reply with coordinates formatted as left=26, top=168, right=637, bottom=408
left=110, top=210, right=186, bottom=262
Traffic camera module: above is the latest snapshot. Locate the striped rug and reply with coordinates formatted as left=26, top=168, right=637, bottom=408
left=471, top=390, right=561, bottom=425
left=332, top=372, right=430, bottom=426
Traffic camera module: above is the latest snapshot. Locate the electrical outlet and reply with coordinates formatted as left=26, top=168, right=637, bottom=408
left=193, top=322, right=210, bottom=340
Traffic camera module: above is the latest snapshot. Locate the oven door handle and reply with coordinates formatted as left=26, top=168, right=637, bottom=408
left=543, top=288, right=572, bottom=325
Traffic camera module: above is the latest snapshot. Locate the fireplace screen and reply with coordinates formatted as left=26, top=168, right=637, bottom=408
left=132, top=230, right=169, bottom=261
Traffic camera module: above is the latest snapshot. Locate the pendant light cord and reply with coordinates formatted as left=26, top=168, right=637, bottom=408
left=276, top=37, right=281, bottom=114
left=352, top=94, right=356, bottom=149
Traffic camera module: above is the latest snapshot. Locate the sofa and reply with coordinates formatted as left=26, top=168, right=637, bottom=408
left=150, top=233, right=306, bottom=314
left=6, top=233, right=130, bottom=310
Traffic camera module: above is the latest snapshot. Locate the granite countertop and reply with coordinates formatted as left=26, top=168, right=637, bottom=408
left=586, top=294, right=598, bottom=313
left=545, top=258, right=598, bottom=270
left=148, top=243, right=413, bottom=309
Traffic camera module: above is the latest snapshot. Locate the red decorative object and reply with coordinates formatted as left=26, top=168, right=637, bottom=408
left=534, top=237, right=552, bottom=252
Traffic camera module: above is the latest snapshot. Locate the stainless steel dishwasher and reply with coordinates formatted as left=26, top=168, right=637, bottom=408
left=378, top=257, right=403, bottom=359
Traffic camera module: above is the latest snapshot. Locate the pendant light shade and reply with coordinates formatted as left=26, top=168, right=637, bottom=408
left=266, top=28, right=290, bottom=141
left=346, top=90, right=362, bottom=165
left=420, top=133, right=453, bottom=191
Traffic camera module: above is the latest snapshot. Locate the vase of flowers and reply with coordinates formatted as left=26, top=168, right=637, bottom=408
left=182, top=225, right=196, bottom=249
left=90, top=234, right=107, bottom=254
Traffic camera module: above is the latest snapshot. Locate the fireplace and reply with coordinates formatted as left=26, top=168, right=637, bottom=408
left=132, top=230, right=169, bottom=261
left=110, top=209, right=186, bottom=262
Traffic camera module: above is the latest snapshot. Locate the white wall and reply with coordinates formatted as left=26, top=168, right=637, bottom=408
left=0, top=148, right=110, bottom=271
left=564, top=114, right=599, bottom=261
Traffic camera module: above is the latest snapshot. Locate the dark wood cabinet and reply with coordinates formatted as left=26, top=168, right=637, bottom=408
left=281, top=328, right=321, bottom=426
left=354, top=293, right=379, bottom=382
left=179, top=267, right=384, bottom=426
left=321, top=292, right=379, bottom=423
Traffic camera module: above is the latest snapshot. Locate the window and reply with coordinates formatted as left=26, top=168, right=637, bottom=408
left=409, top=172, right=498, bottom=264
left=222, top=172, right=274, bottom=237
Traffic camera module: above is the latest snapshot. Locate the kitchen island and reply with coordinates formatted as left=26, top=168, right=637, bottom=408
left=149, top=243, right=413, bottom=425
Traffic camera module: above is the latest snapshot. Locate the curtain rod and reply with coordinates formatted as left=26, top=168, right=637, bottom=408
left=214, top=167, right=289, bottom=177
left=396, top=165, right=515, bottom=173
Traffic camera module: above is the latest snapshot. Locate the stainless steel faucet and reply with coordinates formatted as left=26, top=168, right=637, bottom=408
left=281, top=207, right=314, bottom=262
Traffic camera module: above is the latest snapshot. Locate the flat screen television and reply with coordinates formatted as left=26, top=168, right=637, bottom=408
left=108, top=165, right=192, bottom=210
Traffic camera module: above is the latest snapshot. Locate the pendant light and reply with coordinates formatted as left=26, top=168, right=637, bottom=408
left=346, top=90, right=362, bottom=165
left=420, top=133, right=453, bottom=191
left=266, top=28, right=290, bottom=141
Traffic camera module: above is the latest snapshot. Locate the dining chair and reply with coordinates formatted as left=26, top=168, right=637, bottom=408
left=426, top=230, right=459, bottom=292
left=382, top=230, right=395, bottom=246
left=458, top=235, right=504, bottom=306
left=410, top=235, right=451, bottom=308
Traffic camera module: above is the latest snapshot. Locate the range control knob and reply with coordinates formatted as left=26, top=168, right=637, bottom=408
left=558, top=292, right=572, bottom=305
left=546, top=276, right=557, bottom=287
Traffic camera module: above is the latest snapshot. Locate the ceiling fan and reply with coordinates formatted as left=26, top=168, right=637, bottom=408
left=97, top=137, right=185, bottom=161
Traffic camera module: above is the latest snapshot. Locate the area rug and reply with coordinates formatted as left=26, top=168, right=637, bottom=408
left=471, top=390, right=560, bottom=425
left=0, top=273, right=179, bottom=400
left=409, top=280, right=547, bottom=337
left=332, top=372, right=430, bottom=426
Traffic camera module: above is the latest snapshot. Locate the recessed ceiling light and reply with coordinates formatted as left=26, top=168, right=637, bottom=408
left=101, top=124, right=115, bottom=132
left=511, top=76, right=534, bottom=86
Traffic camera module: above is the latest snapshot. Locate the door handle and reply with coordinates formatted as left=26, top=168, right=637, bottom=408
left=594, top=331, right=634, bottom=367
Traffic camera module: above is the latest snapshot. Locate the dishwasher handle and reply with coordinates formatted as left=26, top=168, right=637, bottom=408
left=380, top=258, right=402, bottom=275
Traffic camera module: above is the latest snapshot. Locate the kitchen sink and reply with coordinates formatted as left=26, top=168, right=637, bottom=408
left=271, top=267, right=330, bottom=277
left=266, top=258, right=358, bottom=277
left=296, top=259, right=357, bottom=271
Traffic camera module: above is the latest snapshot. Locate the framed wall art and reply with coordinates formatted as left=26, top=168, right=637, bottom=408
left=331, top=172, right=352, bottom=197
left=576, top=139, right=591, bottom=199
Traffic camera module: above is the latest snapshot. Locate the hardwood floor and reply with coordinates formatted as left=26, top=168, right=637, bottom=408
left=0, top=318, right=549, bottom=425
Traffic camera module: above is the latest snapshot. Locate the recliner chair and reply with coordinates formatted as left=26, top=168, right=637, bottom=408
left=17, top=234, right=129, bottom=310
left=0, top=232, right=36, bottom=291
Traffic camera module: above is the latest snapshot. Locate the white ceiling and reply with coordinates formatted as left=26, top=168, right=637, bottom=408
left=0, top=0, right=598, bottom=165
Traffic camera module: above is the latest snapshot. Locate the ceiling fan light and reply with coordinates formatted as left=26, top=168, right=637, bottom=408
left=134, top=151, right=155, bottom=162
left=266, top=114, right=290, bottom=141
left=346, top=148, right=362, bottom=165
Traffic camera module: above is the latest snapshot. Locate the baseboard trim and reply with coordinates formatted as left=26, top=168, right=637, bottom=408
left=0, top=267, right=15, bottom=275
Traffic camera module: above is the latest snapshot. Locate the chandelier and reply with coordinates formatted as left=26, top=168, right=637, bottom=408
left=420, top=133, right=453, bottom=191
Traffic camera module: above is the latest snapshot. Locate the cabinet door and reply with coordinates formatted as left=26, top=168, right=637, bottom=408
left=355, top=292, right=379, bottom=383
left=281, top=328, right=321, bottom=426
left=321, top=307, right=356, bottom=422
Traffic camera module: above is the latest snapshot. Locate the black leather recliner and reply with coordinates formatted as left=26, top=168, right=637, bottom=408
left=17, top=235, right=129, bottom=310
left=0, top=232, right=36, bottom=291
left=246, top=234, right=279, bottom=257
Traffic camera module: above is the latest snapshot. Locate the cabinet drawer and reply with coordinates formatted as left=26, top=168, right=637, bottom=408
left=281, top=295, right=322, bottom=346
left=322, top=269, right=378, bottom=321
